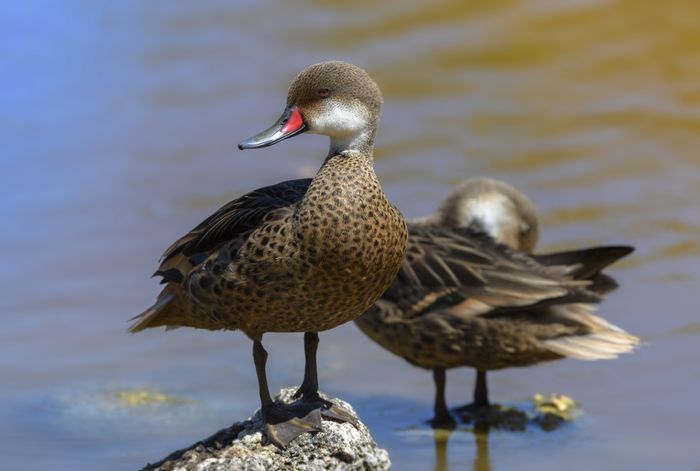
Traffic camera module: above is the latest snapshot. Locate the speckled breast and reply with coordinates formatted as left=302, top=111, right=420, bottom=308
left=211, top=153, right=408, bottom=337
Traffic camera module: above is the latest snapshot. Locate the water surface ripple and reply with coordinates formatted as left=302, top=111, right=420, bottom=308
left=2, top=1, right=698, bottom=470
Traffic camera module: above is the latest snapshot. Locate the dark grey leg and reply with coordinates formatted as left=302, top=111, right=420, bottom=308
left=252, top=337, right=321, bottom=448
left=253, top=340, right=273, bottom=408
left=473, top=370, right=490, bottom=409
left=294, top=332, right=319, bottom=398
left=291, top=332, right=357, bottom=425
left=430, top=368, right=456, bottom=428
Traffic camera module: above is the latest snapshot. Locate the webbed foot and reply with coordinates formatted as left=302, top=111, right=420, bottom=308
left=295, top=391, right=358, bottom=426
left=455, top=401, right=492, bottom=415
left=263, top=403, right=322, bottom=448
left=428, top=412, right=457, bottom=430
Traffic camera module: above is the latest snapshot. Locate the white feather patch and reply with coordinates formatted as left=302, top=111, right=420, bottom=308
left=462, top=194, right=517, bottom=242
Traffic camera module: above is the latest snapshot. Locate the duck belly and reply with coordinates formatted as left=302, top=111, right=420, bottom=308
left=355, top=311, right=563, bottom=371
left=198, top=216, right=407, bottom=336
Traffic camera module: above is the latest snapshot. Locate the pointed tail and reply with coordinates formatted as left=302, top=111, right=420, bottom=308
left=534, top=246, right=633, bottom=279
left=534, top=246, right=633, bottom=294
left=128, top=291, right=177, bottom=333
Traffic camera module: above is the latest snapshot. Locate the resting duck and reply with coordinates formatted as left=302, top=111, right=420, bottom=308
left=130, top=61, right=408, bottom=447
left=355, top=177, right=638, bottom=426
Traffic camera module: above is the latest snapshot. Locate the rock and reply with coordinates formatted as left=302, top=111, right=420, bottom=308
left=140, top=388, right=391, bottom=471
left=457, top=393, right=581, bottom=432
left=531, top=393, right=580, bottom=431
left=457, top=404, right=529, bottom=431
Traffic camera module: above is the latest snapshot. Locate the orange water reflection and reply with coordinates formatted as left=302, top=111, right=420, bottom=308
left=3, top=0, right=699, bottom=470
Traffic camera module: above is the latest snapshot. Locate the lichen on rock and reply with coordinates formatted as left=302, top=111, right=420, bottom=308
left=531, top=393, right=579, bottom=431
left=140, top=388, right=391, bottom=471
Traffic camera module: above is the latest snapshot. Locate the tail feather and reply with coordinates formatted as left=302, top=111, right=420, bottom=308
left=543, top=330, right=640, bottom=360
left=534, top=246, right=634, bottom=280
left=537, top=302, right=640, bottom=360
left=128, top=292, right=176, bottom=333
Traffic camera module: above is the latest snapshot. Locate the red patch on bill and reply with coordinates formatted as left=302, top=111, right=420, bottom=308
left=281, top=107, right=304, bottom=134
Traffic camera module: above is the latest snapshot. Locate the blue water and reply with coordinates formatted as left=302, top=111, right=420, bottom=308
left=2, top=1, right=699, bottom=470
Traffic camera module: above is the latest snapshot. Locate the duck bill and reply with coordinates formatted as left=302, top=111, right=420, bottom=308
left=238, top=105, right=307, bottom=150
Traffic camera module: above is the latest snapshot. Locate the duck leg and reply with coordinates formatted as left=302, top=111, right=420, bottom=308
left=253, top=339, right=321, bottom=448
left=456, top=369, right=492, bottom=423
left=429, top=368, right=456, bottom=428
left=293, top=332, right=358, bottom=425
left=473, top=370, right=490, bottom=409
left=293, top=332, right=320, bottom=399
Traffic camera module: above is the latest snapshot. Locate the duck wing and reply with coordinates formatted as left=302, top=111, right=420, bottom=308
left=154, top=178, right=312, bottom=284
left=534, top=245, right=633, bottom=295
left=383, top=225, right=600, bottom=320
left=130, top=178, right=311, bottom=333
left=534, top=246, right=633, bottom=279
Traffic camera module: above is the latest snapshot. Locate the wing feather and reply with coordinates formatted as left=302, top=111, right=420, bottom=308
left=383, top=224, right=600, bottom=320
left=155, top=178, right=311, bottom=283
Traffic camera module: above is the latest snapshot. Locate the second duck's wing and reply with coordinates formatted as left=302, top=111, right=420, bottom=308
left=534, top=245, right=634, bottom=295
left=383, top=225, right=600, bottom=320
left=534, top=246, right=633, bottom=279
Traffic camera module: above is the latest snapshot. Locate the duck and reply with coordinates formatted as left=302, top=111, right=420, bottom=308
left=420, top=177, right=629, bottom=295
left=129, top=61, right=408, bottom=447
left=355, top=177, right=638, bottom=427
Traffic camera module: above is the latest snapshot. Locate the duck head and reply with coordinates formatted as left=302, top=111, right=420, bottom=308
left=434, top=177, right=540, bottom=253
left=238, top=61, right=382, bottom=155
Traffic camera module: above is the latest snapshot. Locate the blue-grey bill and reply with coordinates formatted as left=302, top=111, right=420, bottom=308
left=238, top=106, right=307, bottom=150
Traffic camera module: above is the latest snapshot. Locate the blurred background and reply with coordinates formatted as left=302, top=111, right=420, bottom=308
left=2, top=1, right=699, bottom=470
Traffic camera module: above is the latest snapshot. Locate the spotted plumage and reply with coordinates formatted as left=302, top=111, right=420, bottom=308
left=133, top=156, right=405, bottom=338
left=130, top=61, right=408, bottom=447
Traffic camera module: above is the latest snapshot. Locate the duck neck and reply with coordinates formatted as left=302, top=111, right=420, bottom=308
left=300, top=143, right=384, bottom=265
left=327, top=120, right=377, bottom=159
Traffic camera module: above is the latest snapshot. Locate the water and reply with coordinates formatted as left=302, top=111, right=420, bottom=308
left=2, top=1, right=699, bottom=469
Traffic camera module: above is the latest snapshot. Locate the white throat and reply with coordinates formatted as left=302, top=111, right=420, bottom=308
left=312, top=101, right=372, bottom=153
left=330, top=130, right=371, bottom=154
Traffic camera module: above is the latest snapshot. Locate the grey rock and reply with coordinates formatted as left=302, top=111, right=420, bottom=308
left=141, top=388, right=391, bottom=471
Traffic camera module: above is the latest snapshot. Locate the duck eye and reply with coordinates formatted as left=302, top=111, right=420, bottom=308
left=317, top=88, right=330, bottom=98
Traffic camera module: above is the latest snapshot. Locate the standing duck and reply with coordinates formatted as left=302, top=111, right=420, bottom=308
left=130, top=61, right=408, bottom=447
left=355, top=177, right=638, bottom=426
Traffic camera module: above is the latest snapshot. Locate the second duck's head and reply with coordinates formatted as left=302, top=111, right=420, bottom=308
left=238, top=61, right=382, bottom=155
left=432, top=177, right=540, bottom=253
